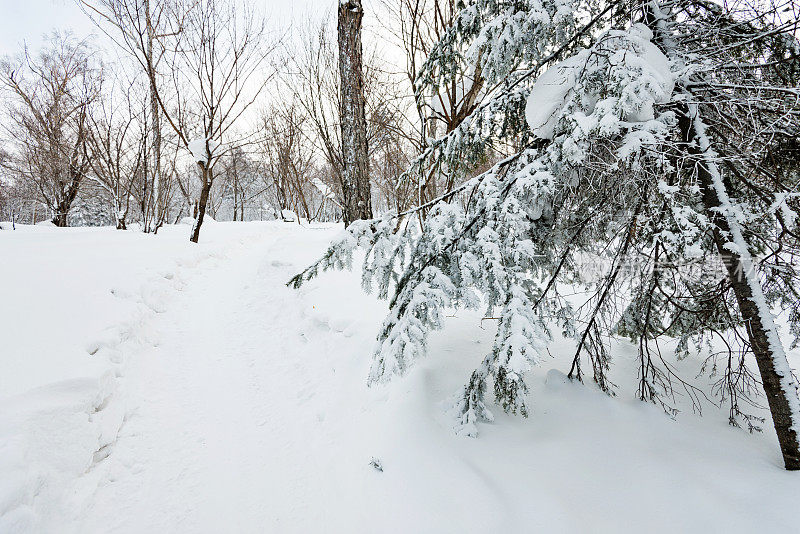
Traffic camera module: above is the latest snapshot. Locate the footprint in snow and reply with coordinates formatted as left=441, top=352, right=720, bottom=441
left=369, top=458, right=383, bottom=472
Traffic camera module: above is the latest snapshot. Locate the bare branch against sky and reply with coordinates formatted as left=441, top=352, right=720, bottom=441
left=0, top=0, right=338, bottom=56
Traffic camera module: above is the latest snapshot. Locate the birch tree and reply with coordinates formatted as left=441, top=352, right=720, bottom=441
left=87, top=0, right=274, bottom=241
left=172, top=0, right=274, bottom=241
left=259, top=103, right=316, bottom=222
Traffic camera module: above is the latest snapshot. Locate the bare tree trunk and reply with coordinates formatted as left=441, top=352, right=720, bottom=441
left=52, top=206, right=69, bottom=227
left=149, top=88, right=163, bottom=229
left=52, top=182, right=79, bottom=227
left=232, top=155, right=239, bottom=221
left=190, top=164, right=212, bottom=243
left=233, top=186, right=238, bottom=221
left=141, top=153, right=151, bottom=231
left=51, top=145, right=85, bottom=227
left=145, top=0, right=163, bottom=233
left=116, top=198, right=127, bottom=229
left=678, top=104, right=800, bottom=470
left=337, top=0, right=372, bottom=227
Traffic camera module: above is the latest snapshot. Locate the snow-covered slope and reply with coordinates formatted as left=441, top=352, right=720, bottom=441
left=1, top=222, right=799, bottom=533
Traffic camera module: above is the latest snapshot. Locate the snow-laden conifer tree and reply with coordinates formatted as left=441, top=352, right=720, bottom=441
left=290, top=0, right=800, bottom=468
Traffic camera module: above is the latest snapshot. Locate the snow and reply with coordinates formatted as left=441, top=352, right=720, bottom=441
left=525, top=23, right=674, bottom=139
left=187, top=137, right=220, bottom=165
left=525, top=50, right=589, bottom=139
left=2, top=222, right=800, bottom=532
left=179, top=214, right=215, bottom=226
left=771, top=192, right=798, bottom=230
left=312, top=178, right=338, bottom=204
left=625, top=23, right=674, bottom=119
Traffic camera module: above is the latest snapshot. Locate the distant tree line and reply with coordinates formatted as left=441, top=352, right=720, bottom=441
left=0, top=0, right=449, bottom=239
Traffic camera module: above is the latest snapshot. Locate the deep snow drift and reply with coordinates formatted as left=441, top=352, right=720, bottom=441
left=1, top=221, right=799, bottom=533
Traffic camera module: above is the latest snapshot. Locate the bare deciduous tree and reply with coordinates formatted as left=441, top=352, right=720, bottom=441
left=380, top=0, right=487, bottom=211
left=79, top=0, right=182, bottom=232
left=284, top=16, right=416, bottom=219
left=0, top=34, right=99, bottom=227
left=259, top=103, right=315, bottom=222
left=85, top=76, right=147, bottom=229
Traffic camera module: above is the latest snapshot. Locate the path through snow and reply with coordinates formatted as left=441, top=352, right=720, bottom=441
left=73, top=230, right=365, bottom=531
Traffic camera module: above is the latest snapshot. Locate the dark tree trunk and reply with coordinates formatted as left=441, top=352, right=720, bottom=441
left=233, top=196, right=238, bottom=221
left=116, top=198, right=128, bottom=230
left=52, top=171, right=82, bottom=227
left=232, top=155, right=240, bottom=222
left=191, top=164, right=212, bottom=243
left=337, top=0, right=372, bottom=227
left=277, top=181, right=288, bottom=212
left=678, top=104, right=800, bottom=470
left=52, top=208, right=69, bottom=227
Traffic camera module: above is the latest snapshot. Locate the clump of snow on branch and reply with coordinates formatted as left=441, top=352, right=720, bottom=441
left=526, top=23, right=675, bottom=140
left=312, top=178, right=337, bottom=202
left=188, top=137, right=220, bottom=165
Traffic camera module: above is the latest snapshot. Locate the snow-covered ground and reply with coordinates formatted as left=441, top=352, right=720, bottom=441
left=1, top=221, right=799, bottom=533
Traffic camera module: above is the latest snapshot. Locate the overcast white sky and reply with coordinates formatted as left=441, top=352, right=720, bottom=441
left=0, top=0, right=344, bottom=57
left=0, top=0, right=404, bottom=141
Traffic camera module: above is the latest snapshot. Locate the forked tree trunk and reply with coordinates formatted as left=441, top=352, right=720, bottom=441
left=116, top=206, right=127, bottom=230
left=52, top=208, right=69, bottom=227
left=337, top=0, right=372, bottom=227
left=52, top=172, right=82, bottom=227
left=678, top=103, right=800, bottom=470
